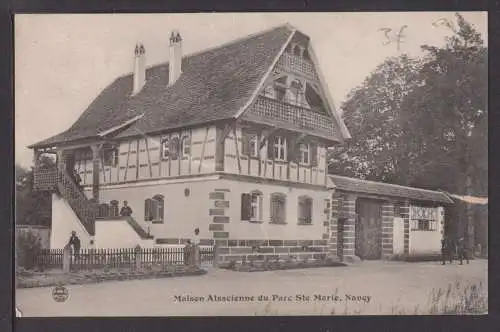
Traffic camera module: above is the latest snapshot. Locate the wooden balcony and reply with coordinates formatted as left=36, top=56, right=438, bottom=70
left=243, top=96, right=337, bottom=139
left=276, top=53, right=319, bottom=82
left=33, top=167, right=58, bottom=192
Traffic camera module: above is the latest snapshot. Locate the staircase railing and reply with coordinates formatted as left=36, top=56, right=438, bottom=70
left=56, top=167, right=96, bottom=236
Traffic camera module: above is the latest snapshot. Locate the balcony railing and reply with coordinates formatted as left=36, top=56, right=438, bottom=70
left=246, top=96, right=336, bottom=137
left=276, top=53, right=319, bottom=81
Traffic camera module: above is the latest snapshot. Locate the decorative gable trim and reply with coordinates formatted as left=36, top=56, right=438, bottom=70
left=97, top=113, right=145, bottom=138
left=306, top=46, right=351, bottom=140
left=234, top=27, right=297, bottom=119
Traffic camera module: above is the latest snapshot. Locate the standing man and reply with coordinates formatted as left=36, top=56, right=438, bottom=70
left=457, top=237, right=470, bottom=265
left=120, top=201, right=133, bottom=217
left=441, top=235, right=452, bottom=265
left=68, top=231, right=81, bottom=261
left=192, top=228, right=201, bottom=267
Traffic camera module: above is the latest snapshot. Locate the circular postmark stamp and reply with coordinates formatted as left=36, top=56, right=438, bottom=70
left=52, top=284, right=69, bottom=303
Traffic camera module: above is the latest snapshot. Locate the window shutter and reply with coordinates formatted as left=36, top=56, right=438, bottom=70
left=267, top=136, right=274, bottom=159
left=310, top=144, right=318, bottom=166
left=241, top=193, right=251, bottom=220
left=287, top=138, right=297, bottom=162
left=170, top=137, right=179, bottom=159
left=241, top=133, right=250, bottom=156
left=144, top=199, right=153, bottom=221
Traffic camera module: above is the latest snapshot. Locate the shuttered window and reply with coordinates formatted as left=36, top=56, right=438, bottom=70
left=310, top=143, right=318, bottom=166
left=299, top=143, right=310, bottom=165
left=145, top=195, right=164, bottom=223
left=242, top=132, right=258, bottom=157
left=273, top=136, right=287, bottom=161
left=181, top=135, right=191, bottom=157
left=241, top=191, right=263, bottom=222
left=298, top=196, right=313, bottom=224
left=270, top=193, right=286, bottom=224
left=170, top=136, right=180, bottom=160
left=161, top=137, right=170, bottom=160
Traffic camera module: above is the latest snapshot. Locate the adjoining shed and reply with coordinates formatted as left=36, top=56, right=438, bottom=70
left=328, top=175, right=454, bottom=261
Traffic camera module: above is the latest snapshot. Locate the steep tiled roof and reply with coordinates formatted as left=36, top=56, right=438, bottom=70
left=328, top=175, right=454, bottom=204
left=30, top=25, right=297, bottom=148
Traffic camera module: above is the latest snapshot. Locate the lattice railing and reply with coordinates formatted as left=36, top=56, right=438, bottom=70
left=249, top=96, right=336, bottom=136
left=276, top=53, right=319, bottom=81
left=56, top=167, right=96, bottom=236
left=33, top=167, right=58, bottom=191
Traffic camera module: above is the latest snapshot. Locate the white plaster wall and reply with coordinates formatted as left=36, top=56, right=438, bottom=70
left=409, top=206, right=444, bottom=255
left=392, top=217, right=405, bottom=255
left=220, top=179, right=330, bottom=240
left=95, top=220, right=153, bottom=249
left=97, top=176, right=220, bottom=240
left=51, top=193, right=92, bottom=249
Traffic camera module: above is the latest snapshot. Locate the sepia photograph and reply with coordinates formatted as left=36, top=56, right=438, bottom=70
left=14, top=12, right=487, bottom=316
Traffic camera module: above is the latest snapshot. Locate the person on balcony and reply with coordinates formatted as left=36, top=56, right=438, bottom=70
left=120, top=201, right=133, bottom=217
left=72, top=169, right=82, bottom=190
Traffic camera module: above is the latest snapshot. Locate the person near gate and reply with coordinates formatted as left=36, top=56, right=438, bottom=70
left=441, top=235, right=453, bottom=265
left=68, top=231, right=81, bottom=261
left=120, top=201, right=133, bottom=217
left=72, top=169, right=82, bottom=190
left=457, top=237, right=470, bottom=265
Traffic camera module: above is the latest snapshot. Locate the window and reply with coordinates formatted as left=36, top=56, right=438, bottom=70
left=241, top=190, right=263, bottom=222
left=270, top=193, right=286, bottom=224
left=298, top=196, right=313, bottom=224
left=273, top=136, right=287, bottom=161
left=294, top=45, right=302, bottom=56
left=145, top=194, right=164, bottom=223
left=418, top=220, right=429, bottom=231
left=181, top=135, right=191, bottom=157
left=303, top=49, right=310, bottom=61
left=299, top=143, right=310, bottom=165
left=161, top=136, right=180, bottom=160
left=161, top=138, right=170, bottom=160
left=289, top=79, right=304, bottom=106
left=103, top=148, right=118, bottom=167
left=242, top=132, right=259, bottom=158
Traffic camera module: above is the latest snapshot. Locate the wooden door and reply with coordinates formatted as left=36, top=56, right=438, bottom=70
left=356, top=199, right=382, bottom=260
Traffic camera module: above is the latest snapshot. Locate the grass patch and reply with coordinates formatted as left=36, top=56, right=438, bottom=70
left=16, top=265, right=206, bottom=289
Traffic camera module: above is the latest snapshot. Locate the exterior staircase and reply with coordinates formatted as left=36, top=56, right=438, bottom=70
left=34, top=166, right=153, bottom=241
left=34, top=166, right=97, bottom=236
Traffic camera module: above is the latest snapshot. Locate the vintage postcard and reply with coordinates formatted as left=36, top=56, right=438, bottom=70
left=15, top=12, right=487, bottom=316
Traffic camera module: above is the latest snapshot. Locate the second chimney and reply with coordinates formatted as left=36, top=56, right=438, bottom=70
left=133, top=43, right=146, bottom=95
left=169, top=30, right=182, bottom=86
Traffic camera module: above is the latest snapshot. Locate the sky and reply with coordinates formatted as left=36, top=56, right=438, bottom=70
left=15, top=12, right=487, bottom=168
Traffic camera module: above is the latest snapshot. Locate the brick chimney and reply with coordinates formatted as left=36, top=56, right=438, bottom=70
left=169, top=30, right=182, bottom=86
left=133, top=43, right=146, bottom=95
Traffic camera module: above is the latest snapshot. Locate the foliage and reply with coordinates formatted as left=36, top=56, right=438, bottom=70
left=16, top=229, right=42, bottom=270
left=328, top=13, right=487, bottom=245
left=15, top=155, right=55, bottom=227
left=330, top=13, right=487, bottom=193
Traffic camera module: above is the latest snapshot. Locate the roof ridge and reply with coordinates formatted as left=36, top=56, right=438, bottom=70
left=328, top=174, right=446, bottom=195
left=116, top=23, right=294, bottom=79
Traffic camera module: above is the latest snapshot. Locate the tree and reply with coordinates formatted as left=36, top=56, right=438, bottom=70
left=16, top=155, right=55, bottom=227
left=329, top=54, right=424, bottom=185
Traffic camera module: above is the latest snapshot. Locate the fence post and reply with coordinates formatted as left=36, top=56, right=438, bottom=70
left=63, top=245, right=71, bottom=273
left=212, top=242, right=219, bottom=268
left=135, top=245, right=142, bottom=271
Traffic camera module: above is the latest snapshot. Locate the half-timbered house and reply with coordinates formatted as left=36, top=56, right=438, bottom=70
left=30, top=24, right=452, bottom=262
